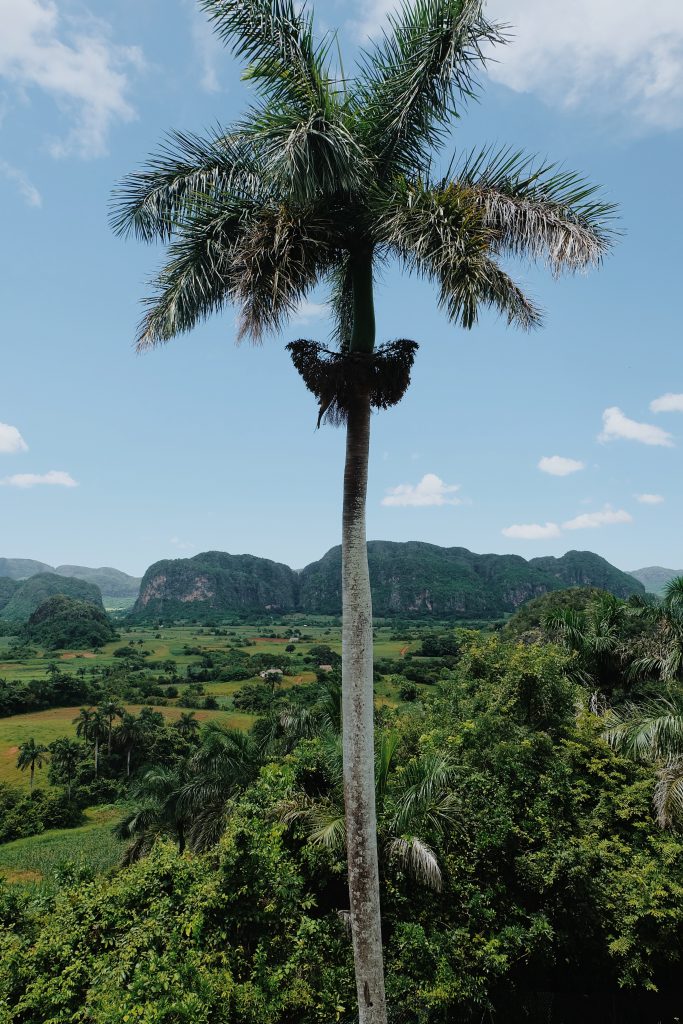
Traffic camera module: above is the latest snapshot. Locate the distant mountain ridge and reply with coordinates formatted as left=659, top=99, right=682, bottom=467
left=132, top=543, right=644, bottom=621
left=0, top=559, right=141, bottom=598
left=628, top=566, right=683, bottom=597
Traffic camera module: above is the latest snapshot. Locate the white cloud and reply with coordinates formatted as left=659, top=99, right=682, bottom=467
left=352, top=0, right=683, bottom=130
left=291, top=300, right=328, bottom=326
left=0, top=469, right=77, bottom=488
left=562, top=507, right=632, bottom=530
left=635, top=493, right=665, bottom=505
left=382, top=473, right=461, bottom=507
left=650, top=393, right=683, bottom=413
left=0, top=0, right=143, bottom=158
left=186, top=0, right=222, bottom=93
left=485, top=0, right=683, bottom=130
left=0, top=159, right=41, bottom=206
left=502, top=522, right=561, bottom=540
left=170, top=536, right=195, bottom=551
left=598, top=407, right=674, bottom=447
left=538, top=455, right=584, bottom=477
left=0, top=422, right=28, bottom=453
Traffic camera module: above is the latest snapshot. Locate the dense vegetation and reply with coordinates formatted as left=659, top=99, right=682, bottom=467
left=23, top=596, right=118, bottom=651
left=0, top=585, right=680, bottom=1020
left=0, top=574, right=104, bottom=625
left=132, top=544, right=643, bottom=622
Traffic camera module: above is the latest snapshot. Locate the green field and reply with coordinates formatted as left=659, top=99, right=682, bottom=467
left=0, top=804, right=125, bottom=891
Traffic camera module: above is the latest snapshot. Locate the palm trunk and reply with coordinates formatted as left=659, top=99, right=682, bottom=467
left=30, top=765, right=34, bottom=792
left=94, top=737, right=99, bottom=778
left=126, top=748, right=131, bottom=777
left=342, top=250, right=387, bottom=1024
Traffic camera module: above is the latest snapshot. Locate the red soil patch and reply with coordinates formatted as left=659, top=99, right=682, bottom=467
left=60, top=652, right=96, bottom=660
left=400, top=646, right=409, bottom=657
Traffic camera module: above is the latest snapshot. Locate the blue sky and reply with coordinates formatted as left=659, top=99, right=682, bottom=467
left=0, top=0, right=682, bottom=577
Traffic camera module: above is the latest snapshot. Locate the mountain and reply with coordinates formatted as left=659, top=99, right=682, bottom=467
left=0, top=558, right=53, bottom=580
left=24, top=595, right=118, bottom=650
left=133, top=551, right=299, bottom=619
left=628, top=566, right=683, bottom=597
left=0, top=558, right=141, bottom=599
left=0, top=573, right=104, bottom=624
left=54, top=565, right=141, bottom=598
left=0, top=578, right=19, bottom=612
left=130, top=543, right=644, bottom=621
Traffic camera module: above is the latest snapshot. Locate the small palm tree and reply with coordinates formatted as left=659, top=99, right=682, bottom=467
left=604, top=694, right=683, bottom=828
left=115, top=765, right=187, bottom=862
left=545, top=593, right=628, bottom=693
left=16, top=739, right=49, bottom=791
left=629, top=577, right=683, bottom=684
left=112, top=2, right=614, bottom=1014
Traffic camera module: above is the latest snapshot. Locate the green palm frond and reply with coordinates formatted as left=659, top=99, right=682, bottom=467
left=201, top=0, right=334, bottom=112
left=376, top=731, right=401, bottom=807
left=385, top=834, right=443, bottom=890
left=109, top=129, right=261, bottom=242
left=306, top=799, right=346, bottom=850
left=664, top=576, right=683, bottom=614
left=390, top=752, right=459, bottom=835
left=604, top=696, right=683, bottom=761
left=453, top=147, right=617, bottom=272
left=653, top=757, right=683, bottom=828
left=355, top=0, right=504, bottom=176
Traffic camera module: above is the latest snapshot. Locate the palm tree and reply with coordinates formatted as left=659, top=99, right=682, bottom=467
left=604, top=694, right=683, bottom=827
left=545, top=593, right=628, bottom=693
left=48, top=737, right=82, bottom=800
left=283, top=731, right=461, bottom=891
left=174, top=711, right=201, bottom=741
left=111, top=3, right=614, bottom=1015
left=115, top=712, right=142, bottom=777
left=16, top=739, right=49, bottom=791
left=99, top=699, right=125, bottom=756
left=74, top=707, right=108, bottom=777
left=629, top=577, right=683, bottom=684
left=115, top=765, right=188, bottom=863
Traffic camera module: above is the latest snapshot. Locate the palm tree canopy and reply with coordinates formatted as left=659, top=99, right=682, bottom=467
left=111, top=0, right=616, bottom=366
left=16, top=739, right=49, bottom=771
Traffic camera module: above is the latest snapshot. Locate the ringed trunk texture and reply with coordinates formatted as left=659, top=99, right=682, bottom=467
left=342, top=390, right=387, bottom=1024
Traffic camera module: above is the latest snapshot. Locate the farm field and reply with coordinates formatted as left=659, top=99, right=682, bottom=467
left=0, top=804, right=125, bottom=891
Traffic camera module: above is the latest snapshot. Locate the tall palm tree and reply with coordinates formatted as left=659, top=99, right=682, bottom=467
left=115, top=712, right=142, bottom=777
left=99, top=699, right=125, bottom=756
left=48, top=737, right=82, bottom=800
left=16, top=739, right=49, bottom=791
left=74, top=707, right=108, bottom=777
left=111, top=3, right=614, bottom=1016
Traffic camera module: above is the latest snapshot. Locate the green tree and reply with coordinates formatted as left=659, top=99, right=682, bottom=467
left=16, top=739, right=49, bottom=791
left=174, top=711, right=200, bottom=741
left=111, top=2, right=614, bottom=1015
left=48, top=737, right=82, bottom=800
left=74, top=707, right=107, bottom=777
left=99, top=699, right=125, bottom=756
left=115, top=712, right=142, bottom=778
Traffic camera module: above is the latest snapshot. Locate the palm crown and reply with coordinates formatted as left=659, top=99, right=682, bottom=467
left=111, top=0, right=615, bottom=360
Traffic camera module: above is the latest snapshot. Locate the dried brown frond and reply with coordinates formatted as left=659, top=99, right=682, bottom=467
left=287, top=338, right=419, bottom=426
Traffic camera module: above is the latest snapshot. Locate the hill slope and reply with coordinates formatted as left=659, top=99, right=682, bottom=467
left=0, top=574, right=104, bottom=624
left=130, top=543, right=644, bottom=621
left=0, top=558, right=53, bottom=580
left=0, top=558, right=140, bottom=599
left=628, top=566, right=683, bottom=597
left=133, top=551, right=299, bottom=619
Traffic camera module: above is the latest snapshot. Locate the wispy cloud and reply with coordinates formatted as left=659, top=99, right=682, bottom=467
left=650, top=393, right=683, bottom=413
left=538, top=455, right=584, bottom=477
left=0, top=159, right=41, bottom=206
left=598, top=406, right=674, bottom=447
left=0, top=422, right=28, bottom=454
left=562, top=507, right=632, bottom=530
left=382, top=473, right=461, bottom=507
left=635, top=493, right=665, bottom=505
left=170, top=536, right=195, bottom=551
left=351, top=0, right=683, bottom=130
left=0, top=469, right=77, bottom=488
left=291, top=300, right=328, bottom=325
left=502, top=522, right=561, bottom=540
left=187, top=0, right=222, bottom=92
left=0, top=0, right=143, bottom=158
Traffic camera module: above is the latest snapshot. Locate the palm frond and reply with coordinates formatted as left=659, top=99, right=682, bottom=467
left=385, top=835, right=443, bottom=890
left=653, top=757, right=683, bottom=828
left=110, top=129, right=261, bottom=242
left=603, top=696, right=683, bottom=761
left=355, top=0, right=504, bottom=176
left=452, top=146, right=617, bottom=272
left=375, top=177, right=541, bottom=329
left=201, top=0, right=334, bottom=112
